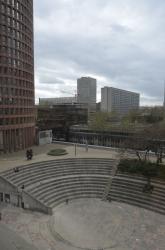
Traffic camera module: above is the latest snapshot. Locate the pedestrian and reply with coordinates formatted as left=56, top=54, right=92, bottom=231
left=26, top=149, right=30, bottom=160
left=29, top=149, right=33, bottom=160
left=108, top=196, right=111, bottom=202
left=14, top=167, right=19, bottom=173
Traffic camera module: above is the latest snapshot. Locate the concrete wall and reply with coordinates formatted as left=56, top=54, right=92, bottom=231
left=23, top=190, right=52, bottom=215
left=0, top=176, right=52, bottom=215
left=0, top=176, right=18, bottom=206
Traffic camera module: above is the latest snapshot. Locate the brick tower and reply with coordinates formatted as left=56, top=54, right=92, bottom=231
left=0, top=0, right=35, bottom=152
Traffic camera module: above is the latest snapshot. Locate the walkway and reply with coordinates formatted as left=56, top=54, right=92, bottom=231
left=0, top=143, right=119, bottom=173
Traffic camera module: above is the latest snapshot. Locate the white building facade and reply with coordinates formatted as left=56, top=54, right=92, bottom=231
left=77, top=77, right=97, bottom=111
left=39, top=97, right=76, bottom=106
left=101, top=87, right=140, bottom=116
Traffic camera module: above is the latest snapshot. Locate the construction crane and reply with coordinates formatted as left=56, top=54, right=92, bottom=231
left=60, top=89, right=78, bottom=102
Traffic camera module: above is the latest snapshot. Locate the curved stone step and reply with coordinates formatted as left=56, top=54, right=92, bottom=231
left=39, top=185, right=105, bottom=204
left=109, top=193, right=165, bottom=215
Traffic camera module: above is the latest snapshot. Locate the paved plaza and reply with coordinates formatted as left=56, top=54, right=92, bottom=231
left=0, top=199, right=165, bottom=250
left=0, top=142, right=162, bottom=174
left=0, top=223, right=37, bottom=250
left=0, top=143, right=119, bottom=173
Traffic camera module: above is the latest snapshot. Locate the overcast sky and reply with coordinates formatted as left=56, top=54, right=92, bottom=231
left=34, top=0, right=165, bottom=106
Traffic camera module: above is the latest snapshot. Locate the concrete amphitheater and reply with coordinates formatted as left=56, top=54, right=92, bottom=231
left=0, top=145, right=165, bottom=250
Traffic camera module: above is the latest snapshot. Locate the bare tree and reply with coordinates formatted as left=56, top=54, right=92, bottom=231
left=122, top=134, right=151, bottom=162
left=121, top=122, right=165, bottom=164
left=140, top=122, right=165, bottom=164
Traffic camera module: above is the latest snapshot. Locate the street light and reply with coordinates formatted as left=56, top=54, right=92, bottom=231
left=85, top=139, right=88, bottom=153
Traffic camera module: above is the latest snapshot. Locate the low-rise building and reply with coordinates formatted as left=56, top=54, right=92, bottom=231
left=37, top=104, right=88, bottom=140
left=39, top=97, right=76, bottom=106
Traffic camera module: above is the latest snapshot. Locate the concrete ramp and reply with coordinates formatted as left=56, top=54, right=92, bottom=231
left=0, top=176, right=52, bottom=215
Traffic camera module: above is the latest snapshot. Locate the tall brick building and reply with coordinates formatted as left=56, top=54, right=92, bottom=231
left=0, top=0, right=35, bottom=152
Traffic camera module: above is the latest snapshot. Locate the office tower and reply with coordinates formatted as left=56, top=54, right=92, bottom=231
left=0, top=0, right=35, bottom=152
left=77, top=77, right=96, bottom=111
left=101, top=87, right=140, bottom=116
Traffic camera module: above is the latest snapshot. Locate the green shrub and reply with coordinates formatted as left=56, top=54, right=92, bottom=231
left=47, top=148, right=68, bottom=156
left=142, top=163, right=159, bottom=178
left=118, top=158, right=165, bottom=180
left=159, top=165, right=165, bottom=179
left=118, top=159, right=144, bottom=174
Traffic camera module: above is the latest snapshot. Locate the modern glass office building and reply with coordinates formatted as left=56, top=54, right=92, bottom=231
left=0, top=0, right=35, bottom=152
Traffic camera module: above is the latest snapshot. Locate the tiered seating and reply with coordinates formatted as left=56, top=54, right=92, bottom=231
left=2, top=158, right=114, bottom=187
left=1, top=158, right=165, bottom=215
left=1, top=158, right=115, bottom=209
left=116, top=172, right=165, bottom=186
left=108, top=173, right=165, bottom=215
left=28, top=175, right=108, bottom=208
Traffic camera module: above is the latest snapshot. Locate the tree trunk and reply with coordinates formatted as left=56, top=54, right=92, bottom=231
left=160, top=150, right=163, bottom=163
left=147, top=176, right=151, bottom=187
left=156, top=152, right=160, bottom=164
left=144, top=150, right=149, bottom=162
left=136, top=151, right=142, bottom=161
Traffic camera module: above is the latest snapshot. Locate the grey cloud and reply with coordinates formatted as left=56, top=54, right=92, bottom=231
left=39, top=74, right=65, bottom=85
left=34, top=0, right=165, bottom=105
left=110, top=24, right=131, bottom=33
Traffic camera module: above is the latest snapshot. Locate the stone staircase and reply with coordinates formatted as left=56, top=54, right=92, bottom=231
left=102, top=160, right=119, bottom=201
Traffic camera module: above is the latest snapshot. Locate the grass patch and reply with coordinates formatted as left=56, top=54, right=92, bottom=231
left=47, top=148, right=68, bottom=156
left=118, top=159, right=165, bottom=180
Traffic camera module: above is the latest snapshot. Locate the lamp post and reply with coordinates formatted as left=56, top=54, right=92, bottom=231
left=86, top=139, right=88, bottom=153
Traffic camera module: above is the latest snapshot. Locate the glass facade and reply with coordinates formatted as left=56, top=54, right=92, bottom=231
left=0, top=0, right=35, bottom=152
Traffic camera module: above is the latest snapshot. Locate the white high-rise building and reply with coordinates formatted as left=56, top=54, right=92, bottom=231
left=77, top=77, right=97, bottom=111
left=101, top=87, right=140, bottom=116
